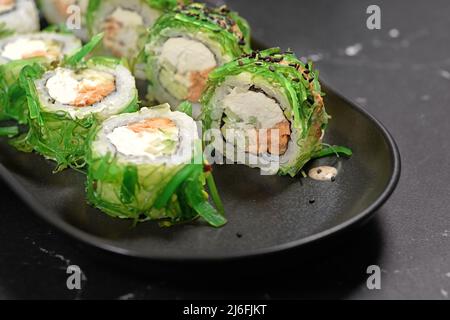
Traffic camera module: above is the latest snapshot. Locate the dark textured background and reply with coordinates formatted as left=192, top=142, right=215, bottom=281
left=1, top=0, right=449, bottom=299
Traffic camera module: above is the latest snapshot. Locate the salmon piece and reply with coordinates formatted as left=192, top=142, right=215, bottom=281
left=102, top=17, right=123, bottom=57
left=187, top=67, right=214, bottom=102
left=54, top=0, right=72, bottom=17
left=268, top=120, right=291, bottom=155
left=246, top=120, right=291, bottom=156
left=21, top=50, right=48, bottom=59
left=21, top=48, right=59, bottom=60
left=72, top=80, right=116, bottom=107
left=0, top=0, right=14, bottom=6
left=127, top=118, right=176, bottom=133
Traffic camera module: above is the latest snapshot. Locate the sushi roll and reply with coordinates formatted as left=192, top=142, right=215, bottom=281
left=0, top=0, right=40, bottom=33
left=86, top=103, right=226, bottom=227
left=201, top=48, right=329, bottom=177
left=15, top=35, right=139, bottom=170
left=86, top=0, right=184, bottom=69
left=39, top=0, right=90, bottom=41
left=144, top=3, right=251, bottom=113
left=0, top=32, right=82, bottom=122
left=0, top=32, right=82, bottom=65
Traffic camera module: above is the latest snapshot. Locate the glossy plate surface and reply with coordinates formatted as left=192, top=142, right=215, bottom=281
left=0, top=84, right=400, bottom=261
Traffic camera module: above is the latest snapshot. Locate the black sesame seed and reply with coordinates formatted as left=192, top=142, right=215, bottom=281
left=304, top=69, right=310, bottom=74
left=269, top=66, right=275, bottom=72
left=317, top=169, right=322, bottom=174
left=292, top=78, right=300, bottom=82
left=309, top=198, right=316, bottom=204
left=238, top=38, right=246, bottom=45
left=331, top=176, right=336, bottom=182
left=236, top=233, right=243, bottom=238
left=255, top=62, right=263, bottom=66
left=309, top=78, right=314, bottom=83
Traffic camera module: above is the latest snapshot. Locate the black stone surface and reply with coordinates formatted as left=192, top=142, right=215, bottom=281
left=0, top=0, right=449, bottom=299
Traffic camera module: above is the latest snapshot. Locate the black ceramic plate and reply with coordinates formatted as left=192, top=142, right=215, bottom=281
left=0, top=84, right=400, bottom=261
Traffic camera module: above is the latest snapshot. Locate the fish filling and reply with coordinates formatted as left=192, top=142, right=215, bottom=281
left=45, top=67, right=116, bottom=107
left=102, top=7, right=145, bottom=58
left=1, top=38, right=62, bottom=61
left=0, top=0, right=15, bottom=14
left=107, top=118, right=180, bottom=158
left=221, top=87, right=291, bottom=156
left=158, top=37, right=217, bottom=102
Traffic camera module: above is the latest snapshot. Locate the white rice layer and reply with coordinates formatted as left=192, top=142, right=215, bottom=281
left=0, top=32, right=81, bottom=64
left=0, top=0, right=39, bottom=34
left=92, top=104, right=199, bottom=166
left=35, top=63, right=137, bottom=120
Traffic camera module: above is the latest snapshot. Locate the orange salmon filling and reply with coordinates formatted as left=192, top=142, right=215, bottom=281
left=73, top=80, right=116, bottom=107
left=187, top=67, right=214, bottom=102
left=0, top=0, right=14, bottom=11
left=45, top=68, right=117, bottom=107
left=127, top=118, right=176, bottom=133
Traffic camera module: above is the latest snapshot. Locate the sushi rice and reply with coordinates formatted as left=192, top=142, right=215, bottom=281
left=86, top=103, right=226, bottom=227
left=0, top=32, right=82, bottom=65
left=0, top=32, right=82, bottom=122
left=86, top=0, right=185, bottom=77
left=0, top=0, right=40, bottom=34
left=13, top=34, right=139, bottom=170
left=144, top=2, right=251, bottom=113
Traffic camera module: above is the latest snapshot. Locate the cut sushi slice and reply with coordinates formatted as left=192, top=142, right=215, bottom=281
left=39, top=0, right=90, bottom=41
left=86, top=103, right=226, bottom=227
left=0, top=0, right=39, bottom=34
left=0, top=32, right=82, bottom=65
left=86, top=0, right=184, bottom=76
left=144, top=2, right=251, bottom=112
left=13, top=35, right=139, bottom=170
left=0, top=32, right=82, bottom=122
left=201, top=48, right=329, bottom=177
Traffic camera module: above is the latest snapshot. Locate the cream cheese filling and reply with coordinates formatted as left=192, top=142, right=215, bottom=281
left=1, top=38, right=61, bottom=61
left=158, top=37, right=217, bottom=101
left=45, top=67, right=116, bottom=107
left=107, top=119, right=180, bottom=158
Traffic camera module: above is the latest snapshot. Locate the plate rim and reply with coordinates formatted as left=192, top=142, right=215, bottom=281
left=0, top=84, right=401, bottom=262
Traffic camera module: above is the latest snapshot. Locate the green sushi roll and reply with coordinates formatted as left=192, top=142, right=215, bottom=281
left=0, top=0, right=39, bottom=34
left=201, top=48, right=329, bottom=177
left=39, top=0, right=90, bottom=41
left=0, top=32, right=82, bottom=123
left=144, top=2, right=251, bottom=112
left=86, top=0, right=187, bottom=76
left=14, top=34, right=139, bottom=171
left=86, top=103, right=226, bottom=227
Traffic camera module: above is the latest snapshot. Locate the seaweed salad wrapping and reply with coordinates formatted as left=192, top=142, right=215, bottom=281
left=0, top=0, right=40, bottom=34
left=86, top=103, right=226, bottom=227
left=13, top=34, right=138, bottom=170
left=201, top=48, right=329, bottom=177
left=86, top=0, right=188, bottom=75
left=0, top=32, right=82, bottom=123
left=144, top=2, right=251, bottom=112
